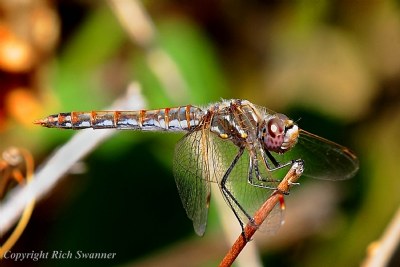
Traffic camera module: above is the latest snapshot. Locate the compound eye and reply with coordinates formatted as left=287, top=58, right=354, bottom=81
left=267, top=118, right=284, bottom=138
left=276, top=113, right=289, bottom=121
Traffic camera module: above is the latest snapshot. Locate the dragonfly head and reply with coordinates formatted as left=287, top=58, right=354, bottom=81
left=259, top=113, right=299, bottom=154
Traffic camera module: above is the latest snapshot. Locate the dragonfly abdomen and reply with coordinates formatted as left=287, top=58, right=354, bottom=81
left=35, top=106, right=204, bottom=131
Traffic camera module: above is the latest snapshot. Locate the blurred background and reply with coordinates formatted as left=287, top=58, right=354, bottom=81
left=1, top=0, right=399, bottom=266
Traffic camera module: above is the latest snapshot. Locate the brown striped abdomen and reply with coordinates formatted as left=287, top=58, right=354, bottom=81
left=35, top=105, right=204, bottom=132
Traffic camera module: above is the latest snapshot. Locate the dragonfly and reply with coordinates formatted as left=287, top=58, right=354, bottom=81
left=35, top=99, right=359, bottom=236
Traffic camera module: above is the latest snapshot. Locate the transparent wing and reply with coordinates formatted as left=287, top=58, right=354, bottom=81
left=173, top=129, right=211, bottom=236
left=210, top=134, right=288, bottom=233
left=258, top=201, right=285, bottom=234
left=280, top=129, right=359, bottom=180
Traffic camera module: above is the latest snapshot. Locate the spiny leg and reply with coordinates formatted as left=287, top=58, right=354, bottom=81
left=220, top=146, right=255, bottom=239
left=251, top=149, right=299, bottom=188
left=265, top=150, right=280, bottom=168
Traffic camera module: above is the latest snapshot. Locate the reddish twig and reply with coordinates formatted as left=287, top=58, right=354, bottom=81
left=219, top=160, right=304, bottom=267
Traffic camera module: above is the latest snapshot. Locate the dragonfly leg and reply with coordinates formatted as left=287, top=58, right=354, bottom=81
left=220, top=146, right=256, bottom=238
left=248, top=155, right=278, bottom=189
left=265, top=150, right=280, bottom=168
left=249, top=149, right=301, bottom=189
left=263, top=150, right=295, bottom=172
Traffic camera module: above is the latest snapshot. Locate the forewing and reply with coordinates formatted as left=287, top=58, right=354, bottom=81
left=173, top=129, right=211, bottom=236
left=280, top=129, right=359, bottom=180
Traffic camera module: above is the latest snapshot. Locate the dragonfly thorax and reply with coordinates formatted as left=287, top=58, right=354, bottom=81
left=259, top=113, right=299, bottom=154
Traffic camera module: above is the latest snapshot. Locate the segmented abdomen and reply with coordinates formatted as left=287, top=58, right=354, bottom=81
left=37, top=106, right=204, bottom=132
